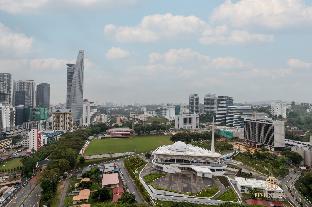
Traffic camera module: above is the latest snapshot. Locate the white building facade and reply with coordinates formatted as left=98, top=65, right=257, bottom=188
left=28, top=129, right=42, bottom=152
left=82, top=99, right=91, bottom=126
left=175, top=113, right=199, bottom=130
left=0, top=104, right=15, bottom=132
left=271, top=101, right=287, bottom=119
left=234, top=177, right=284, bottom=200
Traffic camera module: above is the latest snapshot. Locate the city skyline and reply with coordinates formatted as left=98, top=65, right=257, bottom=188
left=0, top=0, right=312, bottom=104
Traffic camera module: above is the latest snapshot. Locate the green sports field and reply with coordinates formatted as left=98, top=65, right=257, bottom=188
left=85, top=135, right=172, bottom=155
left=0, top=158, right=22, bottom=171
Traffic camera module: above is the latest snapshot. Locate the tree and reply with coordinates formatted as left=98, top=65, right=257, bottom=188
left=282, top=151, right=303, bottom=165
left=119, top=192, right=136, bottom=204
left=78, top=155, right=85, bottom=164
left=91, top=187, right=112, bottom=201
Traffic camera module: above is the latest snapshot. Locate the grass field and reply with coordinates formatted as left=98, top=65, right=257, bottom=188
left=0, top=158, right=22, bottom=171
left=85, top=135, right=172, bottom=155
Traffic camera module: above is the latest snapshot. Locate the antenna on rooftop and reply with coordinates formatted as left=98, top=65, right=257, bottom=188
left=211, top=117, right=215, bottom=153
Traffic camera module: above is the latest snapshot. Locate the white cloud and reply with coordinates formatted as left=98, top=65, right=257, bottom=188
left=105, top=13, right=273, bottom=45
left=288, top=58, right=312, bottom=69
left=211, top=0, right=312, bottom=29
left=30, top=58, right=70, bottom=70
left=199, top=26, right=273, bottom=44
left=0, top=0, right=48, bottom=14
left=0, top=0, right=139, bottom=13
left=0, top=22, right=33, bottom=54
left=104, top=13, right=206, bottom=43
left=105, top=47, right=130, bottom=60
left=148, top=48, right=246, bottom=69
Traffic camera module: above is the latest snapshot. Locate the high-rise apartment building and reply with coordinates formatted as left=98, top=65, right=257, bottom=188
left=226, top=105, right=252, bottom=127
left=271, top=101, right=287, bottom=119
left=36, top=83, right=50, bottom=108
left=82, top=99, right=91, bottom=126
left=189, top=94, right=199, bottom=114
left=28, top=129, right=42, bottom=152
left=0, top=73, right=12, bottom=104
left=52, top=110, right=73, bottom=131
left=0, top=103, right=15, bottom=132
left=204, top=94, right=217, bottom=113
left=66, top=50, right=84, bottom=123
left=216, top=96, right=233, bottom=125
left=14, top=80, right=36, bottom=108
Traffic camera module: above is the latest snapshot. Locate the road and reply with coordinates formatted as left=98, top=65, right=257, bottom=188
left=6, top=176, right=41, bottom=207
left=280, top=169, right=311, bottom=207
left=117, top=159, right=145, bottom=204
left=58, top=177, right=70, bottom=207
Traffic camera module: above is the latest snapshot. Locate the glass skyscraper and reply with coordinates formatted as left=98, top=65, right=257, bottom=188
left=66, top=50, right=84, bottom=123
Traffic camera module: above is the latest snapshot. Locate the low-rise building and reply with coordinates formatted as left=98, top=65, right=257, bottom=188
left=102, top=173, right=120, bottom=188
left=234, top=177, right=284, bottom=200
left=73, top=189, right=90, bottom=204
left=106, top=128, right=134, bottom=138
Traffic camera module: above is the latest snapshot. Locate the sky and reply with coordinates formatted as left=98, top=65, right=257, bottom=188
left=0, top=0, right=312, bottom=105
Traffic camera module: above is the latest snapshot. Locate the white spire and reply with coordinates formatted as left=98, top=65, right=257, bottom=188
left=211, top=117, right=215, bottom=153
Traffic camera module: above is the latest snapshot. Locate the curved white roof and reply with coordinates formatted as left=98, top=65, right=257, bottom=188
left=153, top=141, right=221, bottom=158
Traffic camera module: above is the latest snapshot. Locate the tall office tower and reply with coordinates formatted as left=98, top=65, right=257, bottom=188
left=189, top=94, right=199, bottom=114
left=66, top=63, right=75, bottom=109
left=0, top=73, right=12, bottom=104
left=204, top=94, right=217, bottom=113
left=14, top=80, right=36, bottom=108
left=215, top=96, right=233, bottom=125
left=36, top=83, right=50, bottom=107
left=66, top=50, right=84, bottom=123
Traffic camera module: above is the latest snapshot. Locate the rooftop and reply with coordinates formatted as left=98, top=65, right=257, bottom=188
left=73, top=189, right=90, bottom=201
left=235, top=177, right=283, bottom=191
left=102, top=173, right=119, bottom=187
left=153, top=141, right=221, bottom=158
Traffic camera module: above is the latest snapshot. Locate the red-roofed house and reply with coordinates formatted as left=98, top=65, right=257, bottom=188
left=246, top=199, right=284, bottom=207
left=112, top=187, right=124, bottom=203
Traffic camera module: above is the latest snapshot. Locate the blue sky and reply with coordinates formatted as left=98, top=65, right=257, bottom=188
left=0, top=0, right=312, bottom=104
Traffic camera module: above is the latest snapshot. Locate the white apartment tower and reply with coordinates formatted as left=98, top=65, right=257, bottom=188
left=0, top=104, right=15, bottom=132
left=271, top=101, right=287, bottom=119
left=189, top=94, right=199, bottom=114
left=0, top=73, right=12, bottom=104
left=82, top=99, right=91, bottom=126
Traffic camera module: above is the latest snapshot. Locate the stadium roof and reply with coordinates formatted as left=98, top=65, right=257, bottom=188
left=153, top=141, right=221, bottom=158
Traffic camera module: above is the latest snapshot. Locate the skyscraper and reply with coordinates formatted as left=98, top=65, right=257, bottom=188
left=215, top=96, right=233, bottom=125
left=14, top=80, right=36, bottom=108
left=0, top=73, right=12, bottom=104
left=189, top=94, right=199, bottom=114
left=66, top=50, right=84, bottom=123
left=204, top=94, right=217, bottom=113
left=36, top=83, right=50, bottom=107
